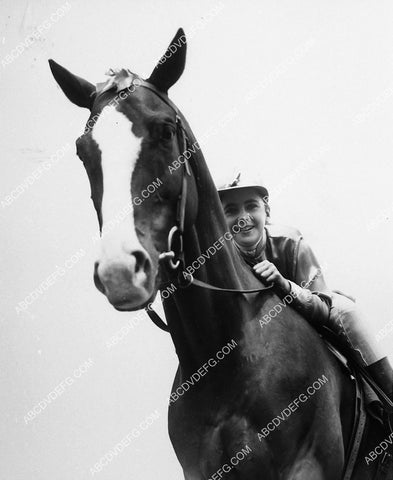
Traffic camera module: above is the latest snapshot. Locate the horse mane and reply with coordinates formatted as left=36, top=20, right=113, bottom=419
left=179, top=114, right=254, bottom=285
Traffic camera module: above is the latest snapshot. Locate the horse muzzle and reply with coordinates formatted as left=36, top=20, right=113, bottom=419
left=94, top=250, right=154, bottom=310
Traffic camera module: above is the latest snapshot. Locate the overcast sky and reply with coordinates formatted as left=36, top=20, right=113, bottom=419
left=1, top=1, right=393, bottom=479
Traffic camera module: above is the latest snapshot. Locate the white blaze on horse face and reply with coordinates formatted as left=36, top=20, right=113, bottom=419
left=92, top=105, right=143, bottom=261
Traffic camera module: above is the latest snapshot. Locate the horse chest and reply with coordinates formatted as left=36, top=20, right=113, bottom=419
left=170, top=408, right=261, bottom=478
left=169, top=385, right=289, bottom=479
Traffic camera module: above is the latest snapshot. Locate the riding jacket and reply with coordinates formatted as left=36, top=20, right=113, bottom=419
left=240, top=224, right=333, bottom=325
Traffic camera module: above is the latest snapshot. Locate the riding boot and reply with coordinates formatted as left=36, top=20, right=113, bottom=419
left=365, top=357, right=393, bottom=403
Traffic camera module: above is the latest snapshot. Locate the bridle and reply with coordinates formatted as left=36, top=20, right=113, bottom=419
left=133, top=79, right=191, bottom=272
left=131, top=79, right=274, bottom=331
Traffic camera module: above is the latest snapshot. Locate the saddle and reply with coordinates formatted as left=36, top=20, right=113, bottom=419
left=319, top=326, right=393, bottom=480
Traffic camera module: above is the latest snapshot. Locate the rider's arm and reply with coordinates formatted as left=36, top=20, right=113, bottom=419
left=284, top=281, right=331, bottom=325
left=286, top=238, right=332, bottom=325
left=255, top=237, right=332, bottom=325
left=293, top=238, right=330, bottom=294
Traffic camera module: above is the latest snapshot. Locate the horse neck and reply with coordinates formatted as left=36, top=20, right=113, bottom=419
left=163, top=133, right=265, bottom=373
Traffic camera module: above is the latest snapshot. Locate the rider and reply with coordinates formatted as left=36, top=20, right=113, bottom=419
left=217, top=173, right=393, bottom=406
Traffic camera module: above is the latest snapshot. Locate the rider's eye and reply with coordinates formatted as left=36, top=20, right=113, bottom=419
left=224, top=208, right=237, bottom=216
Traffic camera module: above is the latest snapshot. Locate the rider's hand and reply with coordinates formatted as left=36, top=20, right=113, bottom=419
left=253, top=260, right=291, bottom=292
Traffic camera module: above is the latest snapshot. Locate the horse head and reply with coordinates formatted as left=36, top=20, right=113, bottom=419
left=49, top=29, right=198, bottom=311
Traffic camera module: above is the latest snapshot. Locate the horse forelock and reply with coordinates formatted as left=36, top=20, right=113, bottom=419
left=95, top=68, right=139, bottom=96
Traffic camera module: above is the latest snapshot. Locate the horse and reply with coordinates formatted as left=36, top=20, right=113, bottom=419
left=49, top=29, right=390, bottom=479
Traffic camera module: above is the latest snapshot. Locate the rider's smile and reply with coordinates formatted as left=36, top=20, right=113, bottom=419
left=221, top=189, right=267, bottom=249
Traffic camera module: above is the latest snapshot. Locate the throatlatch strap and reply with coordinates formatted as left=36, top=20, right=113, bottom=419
left=145, top=307, right=169, bottom=332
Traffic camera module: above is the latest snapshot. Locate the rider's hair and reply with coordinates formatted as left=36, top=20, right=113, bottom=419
left=259, top=193, right=271, bottom=223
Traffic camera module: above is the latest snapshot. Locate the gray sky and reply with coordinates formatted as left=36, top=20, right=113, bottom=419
left=1, top=1, right=393, bottom=479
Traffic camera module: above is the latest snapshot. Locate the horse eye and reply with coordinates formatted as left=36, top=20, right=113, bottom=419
left=161, top=125, right=175, bottom=141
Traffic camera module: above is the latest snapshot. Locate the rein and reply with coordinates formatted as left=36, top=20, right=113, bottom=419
left=146, top=274, right=274, bottom=333
left=136, top=80, right=273, bottom=333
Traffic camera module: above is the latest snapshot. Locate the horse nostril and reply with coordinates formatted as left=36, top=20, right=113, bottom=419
left=132, top=250, right=151, bottom=275
left=94, top=262, right=105, bottom=293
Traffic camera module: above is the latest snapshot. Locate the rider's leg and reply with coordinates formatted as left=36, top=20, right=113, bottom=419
left=328, top=292, right=392, bottom=401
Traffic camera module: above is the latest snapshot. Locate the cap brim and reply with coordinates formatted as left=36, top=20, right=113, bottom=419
left=218, top=185, right=269, bottom=200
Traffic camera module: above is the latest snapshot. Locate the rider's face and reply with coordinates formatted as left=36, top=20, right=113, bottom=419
left=221, top=189, right=267, bottom=248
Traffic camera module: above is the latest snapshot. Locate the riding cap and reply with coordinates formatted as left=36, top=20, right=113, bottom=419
left=217, top=173, right=269, bottom=201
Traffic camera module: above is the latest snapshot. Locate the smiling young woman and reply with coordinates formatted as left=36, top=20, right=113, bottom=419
left=218, top=173, right=393, bottom=411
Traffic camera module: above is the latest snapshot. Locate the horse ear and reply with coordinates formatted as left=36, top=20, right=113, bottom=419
left=48, top=59, right=96, bottom=109
left=147, top=28, right=187, bottom=94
